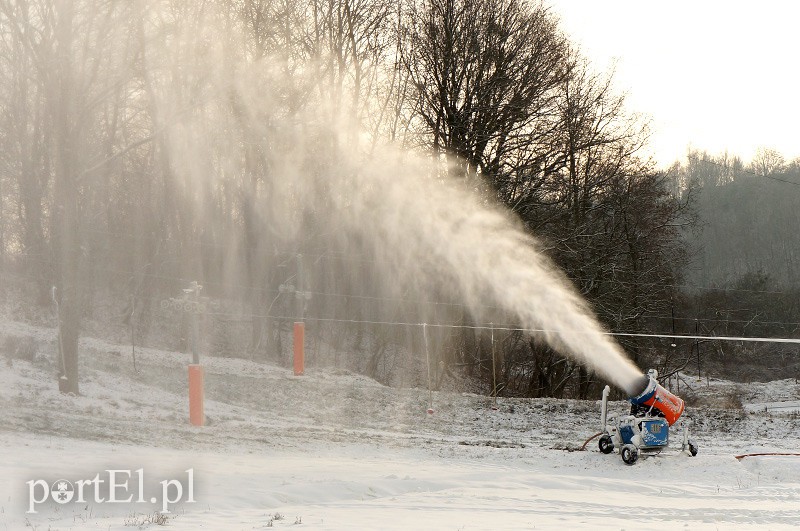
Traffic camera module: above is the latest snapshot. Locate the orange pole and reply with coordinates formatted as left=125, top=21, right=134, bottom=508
left=188, top=364, right=204, bottom=426
left=293, top=322, right=305, bottom=376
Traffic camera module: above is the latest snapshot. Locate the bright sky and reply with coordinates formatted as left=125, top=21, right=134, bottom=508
left=549, top=1, right=800, bottom=168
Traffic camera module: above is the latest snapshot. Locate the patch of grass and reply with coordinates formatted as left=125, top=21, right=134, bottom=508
left=683, top=388, right=743, bottom=410
left=3, top=335, right=38, bottom=362
left=720, top=391, right=744, bottom=410
left=123, top=511, right=174, bottom=527
left=266, top=512, right=285, bottom=527
left=264, top=512, right=303, bottom=527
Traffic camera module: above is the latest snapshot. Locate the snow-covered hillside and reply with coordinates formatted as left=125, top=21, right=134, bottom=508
left=2, top=317, right=800, bottom=529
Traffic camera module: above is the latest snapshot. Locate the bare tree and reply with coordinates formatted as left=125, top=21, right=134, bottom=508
left=0, top=0, right=51, bottom=300
left=0, top=0, right=138, bottom=393
left=751, top=146, right=785, bottom=176
left=404, top=0, right=567, bottom=182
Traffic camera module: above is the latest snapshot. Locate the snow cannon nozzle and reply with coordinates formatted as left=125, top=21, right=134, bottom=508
left=627, top=371, right=685, bottom=426
left=629, top=374, right=651, bottom=397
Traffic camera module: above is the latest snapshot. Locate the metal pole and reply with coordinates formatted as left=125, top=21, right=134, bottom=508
left=52, top=286, right=66, bottom=379
left=191, top=282, right=200, bottom=365
left=423, top=323, right=433, bottom=413
left=491, top=324, right=497, bottom=409
left=601, top=385, right=610, bottom=432
left=296, top=254, right=304, bottom=320
left=130, top=294, right=137, bottom=372
left=293, top=322, right=305, bottom=376
left=695, top=320, right=700, bottom=380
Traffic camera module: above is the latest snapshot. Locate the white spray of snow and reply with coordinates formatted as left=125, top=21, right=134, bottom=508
left=338, top=151, right=646, bottom=394
left=143, top=4, right=645, bottom=395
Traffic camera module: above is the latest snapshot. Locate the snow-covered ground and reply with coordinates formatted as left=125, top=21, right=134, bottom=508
left=2, top=317, right=800, bottom=529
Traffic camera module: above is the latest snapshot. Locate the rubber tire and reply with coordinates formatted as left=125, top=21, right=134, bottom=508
left=688, top=439, right=698, bottom=457
left=621, top=444, right=639, bottom=465
left=599, top=435, right=615, bottom=454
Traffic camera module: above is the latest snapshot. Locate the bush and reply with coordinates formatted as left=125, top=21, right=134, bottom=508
left=2, top=335, right=38, bottom=362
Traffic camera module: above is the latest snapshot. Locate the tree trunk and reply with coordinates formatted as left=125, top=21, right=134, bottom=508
left=52, top=0, right=80, bottom=395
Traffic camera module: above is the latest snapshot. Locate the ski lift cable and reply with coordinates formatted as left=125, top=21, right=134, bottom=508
left=200, top=309, right=800, bottom=345
left=608, top=331, right=800, bottom=344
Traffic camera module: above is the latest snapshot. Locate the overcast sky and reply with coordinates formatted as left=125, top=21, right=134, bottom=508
left=549, top=0, right=800, bottom=168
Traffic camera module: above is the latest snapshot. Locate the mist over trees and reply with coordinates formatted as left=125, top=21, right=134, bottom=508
left=666, top=150, right=800, bottom=382
left=1, top=0, right=696, bottom=399
left=674, top=149, right=800, bottom=288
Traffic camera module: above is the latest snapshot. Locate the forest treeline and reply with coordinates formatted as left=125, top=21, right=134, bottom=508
left=668, top=150, right=800, bottom=383
left=0, top=0, right=795, bottom=398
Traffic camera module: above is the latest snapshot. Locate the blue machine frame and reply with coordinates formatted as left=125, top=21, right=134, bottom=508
left=598, top=384, right=697, bottom=465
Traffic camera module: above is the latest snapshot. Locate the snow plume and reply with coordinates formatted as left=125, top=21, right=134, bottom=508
left=338, top=151, right=647, bottom=396
left=143, top=3, right=645, bottom=396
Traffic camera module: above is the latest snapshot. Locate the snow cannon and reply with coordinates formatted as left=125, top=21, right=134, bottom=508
left=598, top=370, right=697, bottom=465
left=627, top=373, right=685, bottom=426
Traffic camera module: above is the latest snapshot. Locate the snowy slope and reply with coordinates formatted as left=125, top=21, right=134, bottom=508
left=2, top=317, right=800, bottom=529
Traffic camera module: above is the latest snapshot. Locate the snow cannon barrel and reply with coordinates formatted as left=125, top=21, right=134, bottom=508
left=628, top=375, right=685, bottom=426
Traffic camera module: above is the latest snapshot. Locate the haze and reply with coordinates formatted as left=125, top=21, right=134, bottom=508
left=551, top=0, right=800, bottom=166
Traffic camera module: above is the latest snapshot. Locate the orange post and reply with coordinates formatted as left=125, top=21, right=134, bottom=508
left=293, top=322, right=305, bottom=376
left=188, top=364, right=204, bottom=426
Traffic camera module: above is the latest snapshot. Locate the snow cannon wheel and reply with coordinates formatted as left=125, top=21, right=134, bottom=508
left=688, top=439, right=698, bottom=457
left=598, top=435, right=615, bottom=454
left=621, top=444, right=639, bottom=465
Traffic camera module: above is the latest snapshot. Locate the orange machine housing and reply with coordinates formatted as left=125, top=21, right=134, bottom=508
left=629, top=376, right=685, bottom=426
